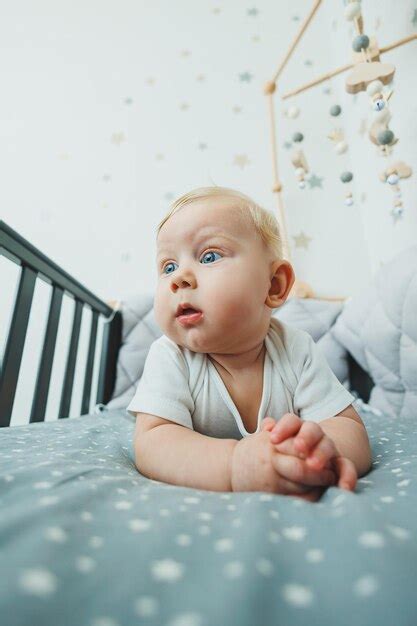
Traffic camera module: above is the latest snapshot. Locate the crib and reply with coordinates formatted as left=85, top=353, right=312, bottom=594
left=1, top=219, right=416, bottom=626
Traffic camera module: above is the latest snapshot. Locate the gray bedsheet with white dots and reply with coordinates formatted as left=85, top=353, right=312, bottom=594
left=0, top=399, right=416, bottom=626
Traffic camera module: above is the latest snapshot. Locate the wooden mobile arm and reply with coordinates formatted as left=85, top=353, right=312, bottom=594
left=281, top=33, right=417, bottom=100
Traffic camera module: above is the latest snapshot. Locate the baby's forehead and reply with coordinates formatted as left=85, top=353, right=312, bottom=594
left=157, top=203, right=254, bottom=248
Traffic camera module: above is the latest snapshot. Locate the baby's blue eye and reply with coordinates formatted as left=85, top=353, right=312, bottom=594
left=162, top=250, right=222, bottom=275
left=201, top=250, right=222, bottom=264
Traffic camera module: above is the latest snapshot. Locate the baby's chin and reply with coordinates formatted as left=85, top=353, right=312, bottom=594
left=164, top=326, right=224, bottom=353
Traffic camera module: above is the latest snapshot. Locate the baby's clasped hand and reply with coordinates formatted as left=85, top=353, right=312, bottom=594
left=264, top=413, right=357, bottom=492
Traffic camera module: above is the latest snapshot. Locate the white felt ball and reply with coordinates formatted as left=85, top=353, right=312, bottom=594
left=345, top=197, right=354, bottom=206
left=295, top=167, right=305, bottom=176
left=366, top=80, right=383, bottom=97
left=288, top=106, right=300, bottom=119
left=373, top=99, right=385, bottom=111
left=298, top=181, right=306, bottom=189
left=335, top=141, right=348, bottom=154
left=387, top=173, right=399, bottom=185
left=344, top=2, right=361, bottom=20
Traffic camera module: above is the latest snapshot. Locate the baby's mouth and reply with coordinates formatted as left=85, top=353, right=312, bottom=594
left=175, top=304, right=204, bottom=325
left=181, top=308, right=199, bottom=316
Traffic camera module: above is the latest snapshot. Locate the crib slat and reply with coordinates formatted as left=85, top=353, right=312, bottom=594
left=81, top=310, right=98, bottom=415
left=96, top=310, right=122, bottom=405
left=58, top=300, right=83, bottom=419
left=30, top=286, right=64, bottom=423
left=0, top=266, right=37, bottom=427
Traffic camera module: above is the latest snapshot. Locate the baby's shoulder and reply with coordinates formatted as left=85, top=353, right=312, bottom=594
left=150, top=334, right=205, bottom=371
left=268, top=317, right=311, bottom=355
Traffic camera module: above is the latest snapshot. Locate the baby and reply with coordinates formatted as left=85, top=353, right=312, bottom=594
left=128, top=186, right=372, bottom=500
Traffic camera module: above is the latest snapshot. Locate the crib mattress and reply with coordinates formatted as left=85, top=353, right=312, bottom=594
left=0, top=401, right=416, bottom=626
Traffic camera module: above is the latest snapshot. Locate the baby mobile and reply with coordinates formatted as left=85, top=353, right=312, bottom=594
left=264, top=0, right=417, bottom=298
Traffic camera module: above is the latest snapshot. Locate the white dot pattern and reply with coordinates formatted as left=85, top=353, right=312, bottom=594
left=1, top=403, right=416, bottom=625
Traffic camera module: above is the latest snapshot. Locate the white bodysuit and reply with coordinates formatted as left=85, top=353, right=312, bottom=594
left=127, top=317, right=355, bottom=440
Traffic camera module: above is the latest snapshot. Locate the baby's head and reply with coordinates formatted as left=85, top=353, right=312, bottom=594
left=154, top=186, right=295, bottom=354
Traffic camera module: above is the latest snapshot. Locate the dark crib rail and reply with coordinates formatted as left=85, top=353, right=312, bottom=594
left=0, top=220, right=121, bottom=427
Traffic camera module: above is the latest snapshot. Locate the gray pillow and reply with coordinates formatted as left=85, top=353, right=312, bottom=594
left=331, top=244, right=417, bottom=419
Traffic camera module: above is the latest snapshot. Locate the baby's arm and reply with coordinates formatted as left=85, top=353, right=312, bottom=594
left=314, top=405, right=372, bottom=478
left=134, top=412, right=238, bottom=492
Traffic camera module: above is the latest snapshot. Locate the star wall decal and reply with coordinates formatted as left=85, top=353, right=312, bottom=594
left=111, top=132, right=125, bottom=145
left=146, top=77, right=155, bottom=86
left=307, top=174, right=323, bottom=189
left=232, top=106, right=242, bottom=114
left=124, top=97, right=133, bottom=105
left=179, top=102, right=190, bottom=111
left=180, top=50, right=191, bottom=58
left=155, top=153, right=164, bottom=161
left=196, top=74, right=206, bottom=82
left=239, top=71, right=253, bottom=82
left=252, top=35, right=260, bottom=42
left=233, top=154, right=251, bottom=169
left=247, top=8, right=259, bottom=16
left=198, top=143, right=207, bottom=150
left=293, top=232, right=312, bottom=249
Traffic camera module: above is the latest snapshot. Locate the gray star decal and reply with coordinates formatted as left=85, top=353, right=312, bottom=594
left=239, top=71, right=253, bottom=82
left=307, top=174, right=323, bottom=189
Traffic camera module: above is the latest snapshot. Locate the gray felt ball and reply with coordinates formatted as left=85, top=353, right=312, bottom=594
left=377, top=129, right=394, bottom=145
left=330, top=104, right=342, bottom=116
left=340, top=171, right=353, bottom=183
left=292, top=132, right=304, bottom=142
left=352, top=34, right=370, bottom=52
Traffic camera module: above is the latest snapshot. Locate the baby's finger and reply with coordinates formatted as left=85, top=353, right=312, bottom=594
left=261, top=417, right=277, bottom=433
left=273, top=452, right=337, bottom=487
left=293, top=421, right=324, bottom=458
left=269, top=413, right=302, bottom=444
left=333, top=456, right=357, bottom=491
left=306, top=436, right=339, bottom=470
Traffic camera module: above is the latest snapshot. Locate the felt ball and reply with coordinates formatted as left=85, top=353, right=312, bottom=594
left=345, top=197, right=354, bottom=206
left=287, top=106, right=300, bottom=119
left=352, top=34, right=370, bottom=52
left=295, top=167, right=305, bottom=176
left=377, top=129, right=394, bottom=145
left=330, top=104, right=342, bottom=116
left=335, top=141, right=348, bottom=154
left=366, top=80, right=383, bottom=97
left=298, top=181, right=306, bottom=189
left=293, top=132, right=304, bottom=142
left=373, top=98, right=385, bottom=111
left=340, top=171, right=353, bottom=183
left=391, top=206, right=404, bottom=219
left=387, top=173, right=399, bottom=185
left=344, top=2, right=361, bottom=20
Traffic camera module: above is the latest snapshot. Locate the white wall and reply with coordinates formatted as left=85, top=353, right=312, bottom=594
left=1, top=0, right=417, bottom=423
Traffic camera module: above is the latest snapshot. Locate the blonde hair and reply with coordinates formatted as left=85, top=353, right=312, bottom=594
left=156, top=186, right=283, bottom=260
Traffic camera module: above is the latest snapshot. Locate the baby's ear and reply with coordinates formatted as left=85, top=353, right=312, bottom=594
left=265, top=260, right=295, bottom=308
